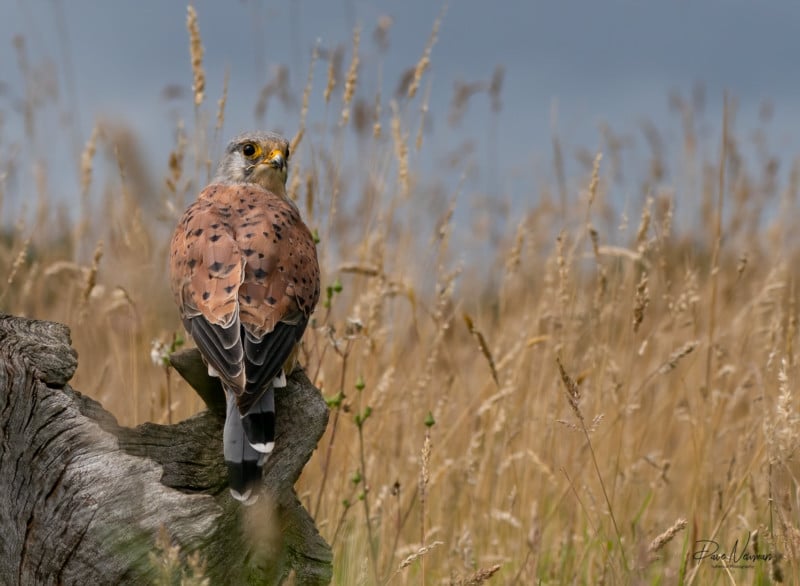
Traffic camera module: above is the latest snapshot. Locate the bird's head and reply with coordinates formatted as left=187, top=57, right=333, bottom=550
left=214, top=131, right=291, bottom=196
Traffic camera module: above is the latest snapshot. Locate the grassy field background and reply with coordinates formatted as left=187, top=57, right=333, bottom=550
left=2, top=7, right=799, bottom=585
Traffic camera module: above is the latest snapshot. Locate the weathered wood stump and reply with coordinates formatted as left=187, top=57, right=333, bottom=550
left=0, top=313, right=331, bottom=585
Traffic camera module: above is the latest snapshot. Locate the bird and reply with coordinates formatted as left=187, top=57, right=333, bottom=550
left=169, top=131, right=320, bottom=504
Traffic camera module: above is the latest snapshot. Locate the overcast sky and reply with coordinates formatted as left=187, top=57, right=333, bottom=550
left=2, top=0, right=800, bottom=223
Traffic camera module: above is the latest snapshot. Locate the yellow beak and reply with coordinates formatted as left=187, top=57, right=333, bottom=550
left=266, top=149, right=286, bottom=171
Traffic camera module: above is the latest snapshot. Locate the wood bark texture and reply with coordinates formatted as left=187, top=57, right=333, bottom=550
left=0, top=313, right=331, bottom=585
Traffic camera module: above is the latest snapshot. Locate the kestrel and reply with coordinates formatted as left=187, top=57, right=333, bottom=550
left=169, top=131, right=320, bottom=504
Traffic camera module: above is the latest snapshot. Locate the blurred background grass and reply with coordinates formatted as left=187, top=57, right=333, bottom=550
left=2, top=2, right=800, bottom=584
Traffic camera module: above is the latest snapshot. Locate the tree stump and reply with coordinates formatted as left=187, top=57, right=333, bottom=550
left=0, top=313, right=332, bottom=585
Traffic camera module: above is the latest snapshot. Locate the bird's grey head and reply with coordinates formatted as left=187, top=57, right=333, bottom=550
left=213, top=131, right=291, bottom=196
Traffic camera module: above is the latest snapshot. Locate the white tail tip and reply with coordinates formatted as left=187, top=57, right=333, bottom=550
left=249, top=441, right=275, bottom=454
left=230, top=488, right=259, bottom=506
left=208, top=365, right=219, bottom=378
left=273, top=370, right=287, bottom=388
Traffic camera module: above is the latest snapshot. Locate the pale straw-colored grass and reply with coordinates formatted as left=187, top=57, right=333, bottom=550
left=2, top=8, right=799, bottom=586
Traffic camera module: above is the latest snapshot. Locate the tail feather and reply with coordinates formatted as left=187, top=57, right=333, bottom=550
left=224, top=391, right=262, bottom=504
left=223, top=370, right=285, bottom=504
left=241, top=385, right=276, bottom=454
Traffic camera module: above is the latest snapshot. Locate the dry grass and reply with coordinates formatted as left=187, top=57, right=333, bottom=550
left=2, top=8, right=799, bottom=586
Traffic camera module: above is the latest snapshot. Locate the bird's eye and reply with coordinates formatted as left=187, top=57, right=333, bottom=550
left=242, top=143, right=259, bottom=158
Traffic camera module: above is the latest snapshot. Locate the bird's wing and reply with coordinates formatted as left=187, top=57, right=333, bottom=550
left=233, top=186, right=320, bottom=413
left=169, top=193, right=246, bottom=389
left=169, top=183, right=320, bottom=414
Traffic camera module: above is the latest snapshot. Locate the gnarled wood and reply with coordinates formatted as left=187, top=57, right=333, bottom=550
left=0, top=313, right=331, bottom=585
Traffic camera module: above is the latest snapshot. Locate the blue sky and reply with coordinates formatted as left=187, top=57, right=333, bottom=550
left=2, top=0, right=799, bottom=226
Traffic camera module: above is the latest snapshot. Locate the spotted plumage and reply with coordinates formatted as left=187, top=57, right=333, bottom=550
left=169, top=131, right=320, bottom=503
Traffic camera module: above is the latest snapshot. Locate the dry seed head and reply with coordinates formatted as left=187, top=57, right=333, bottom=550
left=636, top=196, right=654, bottom=249
left=323, top=45, right=342, bottom=104
left=352, top=98, right=374, bottom=137
left=373, top=85, right=383, bottom=138
left=556, top=231, right=570, bottom=308
left=587, top=413, right=604, bottom=433
left=186, top=6, right=205, bottom=107
left=455, top=530, right=475, bottom=571
left=372, top=15, right=392, bottom=52
left=7, top=237, right=30, bottom=286
left=371, top=365, right=395, bottom=411
left=788, top=285, right=797, bottom=363
left=185, top=551, right=209, bottom=586
left=80, top=124, right=100, bottom=196
left=290, top=127, right=304, bottom=161
left=215, top=68, right=229, bottom=132
left=34, top=160, right=49, bottom=229
left=449, top=79, right=487, bottom=127
left=149, top=525, right=181, bottom=577
left=416, top=79, right=432, bottom=151
left=435, top=198, right=456, bottom=244
left=527, top=450, right=556, bottom=485
left=81, top=240, right=104, bottom=308
left=657, top=340, right=699, bottom=375
left=592, top=251, right=609, bottom=310
left=659, top=192, right=674, bottom=238
left=298, top=42, right=319, bottom=136
left=476, top=387, right=515, bottom=417
left=491, top=508, right=521, bottom=529
left=390, top=101, right=409, bottom=197
left=43, top=261, right=86, bottom=281
left=588, top=152, right=602, bottom=208
left=304, top=172, right=315, bottom=219
left=463, top=313, right=499, bottom=387
left=589, top=226, right=600, bottom=258
left=398, top=540, right=444, bottom=570
left=338, top=263, right=381, bottom=277
left=395, top=67, right=415, bottom=99
left=506, top=219, right=526, bottom=278
left=419, top=430, right=432, bottom=503
left=737, top=252, right=748, bottom=280
left=489, top=65, right=504, bottom=113
left=633, top=272, right=650, bottom=333
left=772, top=553, right=784, bottom=583
left=364, top=283, right=386, bottom=347
left=557, top=358, right=583, bottom=422
left=165, top=121, right=187, bottom=198
left=254, top=66, right=293, bottom=122
left=769, top=358, right=799, bottom=463
left=454, top=564, right=502, bottom=585
left=556, top=418, right=580, bottom=432
left=339, top=26, right=361, bottom=127
left=104, top=289, right=134, bottom=315
left=408, top=6, right=445, bottom=99
left=648, top=518, right=687, bottom=555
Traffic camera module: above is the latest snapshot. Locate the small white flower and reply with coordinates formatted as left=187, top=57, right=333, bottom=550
left=150, top=339, right=169, bottom=367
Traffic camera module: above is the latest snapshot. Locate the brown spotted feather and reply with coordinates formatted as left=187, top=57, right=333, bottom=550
left=169, top=182, right=320, bottom=413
